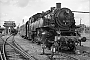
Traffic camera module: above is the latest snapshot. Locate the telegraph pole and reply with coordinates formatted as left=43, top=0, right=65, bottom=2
left=80, top=18, right=82, bottom=25
left=22, top=19, right=24, bottom=25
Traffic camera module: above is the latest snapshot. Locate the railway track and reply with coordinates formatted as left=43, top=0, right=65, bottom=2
left=0, top=34, right=38, bottom=60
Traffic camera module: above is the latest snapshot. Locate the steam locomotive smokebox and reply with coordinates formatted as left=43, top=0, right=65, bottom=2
left=56, top=3, right=61, bottom=8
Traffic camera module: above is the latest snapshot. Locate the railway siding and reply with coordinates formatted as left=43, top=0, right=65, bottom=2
left=0, top=35, right=37, bottom=60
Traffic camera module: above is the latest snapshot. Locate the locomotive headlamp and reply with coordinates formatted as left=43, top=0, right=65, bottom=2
left=42, top=32, right=46, bottom=35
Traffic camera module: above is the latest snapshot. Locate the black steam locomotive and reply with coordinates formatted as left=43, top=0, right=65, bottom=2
left=20, top=3, right=86, bottom=51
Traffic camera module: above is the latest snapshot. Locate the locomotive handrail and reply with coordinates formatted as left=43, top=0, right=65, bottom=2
left=72, top=11, right=90, bottom=13
left=60, top=31, right=78, bottom=32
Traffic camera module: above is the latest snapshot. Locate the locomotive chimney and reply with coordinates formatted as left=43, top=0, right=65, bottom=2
left=56, top=3, right=61, bottom=8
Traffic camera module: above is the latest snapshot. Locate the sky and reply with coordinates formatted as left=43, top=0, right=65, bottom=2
left=0, top=0, right=90, bottom=27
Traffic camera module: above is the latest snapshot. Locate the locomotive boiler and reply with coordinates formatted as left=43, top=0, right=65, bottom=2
left=20, top=3, right=86, bottom=51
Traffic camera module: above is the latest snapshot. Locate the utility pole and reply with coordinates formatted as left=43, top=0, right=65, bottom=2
left=22, top=19, right=24, bottom=25
left=80, top=18, right=82, bottom=25
left=79, top=18, right=82, bottom=33
left=83, top=25, right=86, bottom=34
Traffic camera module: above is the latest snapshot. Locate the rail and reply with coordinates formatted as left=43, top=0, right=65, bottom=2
left=0, top=35, right=11, bottom=60
left=0, top=51, right=3, bottom=60
left=0, top=35, right=38, bottom=60
left=13, top=39, right=38, bottom=60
